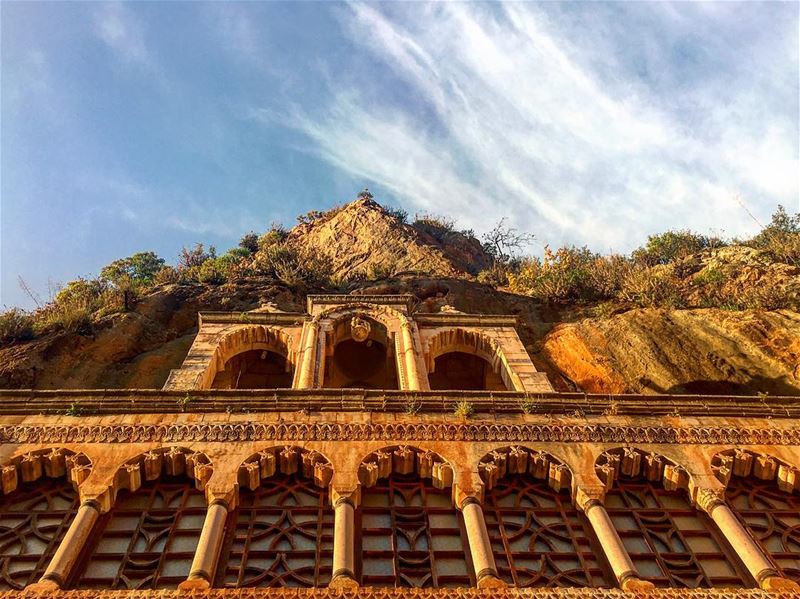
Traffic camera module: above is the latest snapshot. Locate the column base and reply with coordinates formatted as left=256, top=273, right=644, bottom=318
left=621, top=577, right=656, bottom=592
left=178, top=576, right=211, bottom=591
left=24, top=579, right=61, bottom=593
left=761, top=576, right=800, bottom=592
left=477, top=574, right=507, bottom=588
left=329, top=574, right=359, bottom=589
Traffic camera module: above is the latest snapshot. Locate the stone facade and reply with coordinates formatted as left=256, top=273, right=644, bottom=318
left=0, top=296, right=797, bottom=597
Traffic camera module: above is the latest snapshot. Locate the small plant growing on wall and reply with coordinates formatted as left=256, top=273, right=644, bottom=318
left=519, top=395, right=538, bottom=414
left=453, top=399, right=474, bottom=420
left=405, top=396, right=421, bottom=416
left=177, top=393, right=194, bottom=412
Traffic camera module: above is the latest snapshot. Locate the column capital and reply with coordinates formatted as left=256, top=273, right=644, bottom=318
left=574, top=485, right=606, bottom=512
left=79, top=485, right=112, bottom=513
left=331, top=486, right=361, bottom=509
left=454, top=483, right=483, bottom=510
left=692, top=486, right=726, bottom=515
left=206, top=484, right=237, bottom=511
left=761, top=575, right=800, bottom=592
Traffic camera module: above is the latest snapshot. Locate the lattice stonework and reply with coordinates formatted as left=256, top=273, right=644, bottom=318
left=215, top=473, right=334, bottom=588
left=725, top=476, right=800, bottom=583
left=72, top=475, right=206, bottom=589
left=0, top=479, right=80, bottom=590
left=359, top=472, right=472, bottom=588
left=483, top=474, right=611, bottom=588
left=605, top=478, right=749, bottom=588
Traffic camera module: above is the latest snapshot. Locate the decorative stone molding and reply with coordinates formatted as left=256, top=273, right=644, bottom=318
left=692, top=486, right=727, bottom=514
left=712, top=449, right=800, bottom=493
left=595, top=448, right=690, bottom=492
left=4, top=586, right=791, bottom=597
left=238, top=446, right=332, bottom=490
left=477, top=446, right=571, bottom=492
left=3, top=422, right=798, bottom=445
left=114, top=447, right=211, bottom=499
left=358, top=446, right=453, bottom=489
left=1, top=448, right=91, bottom=495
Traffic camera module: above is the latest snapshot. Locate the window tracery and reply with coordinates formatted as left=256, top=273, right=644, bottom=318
left=597, top=449, right=750, bottom=589
left=72, top=475, right=205, bottom=589
left=356, top=446, right=466, bottom=588
left=213, top=447, right=333, bottom=588
left=215, top=472, right=334, bottom=588
left=0, top=478, right=79, bottom=590
left=714, top=451, right=800, bottom=584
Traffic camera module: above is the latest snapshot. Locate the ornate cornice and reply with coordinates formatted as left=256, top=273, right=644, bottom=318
left=0, top=422, right=797, bottom=445
left=0, top=586, right=789, bottom=597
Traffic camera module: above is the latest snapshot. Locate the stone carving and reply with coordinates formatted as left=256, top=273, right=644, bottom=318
left=1, top=423, right=797, bottom=445
left=349, top=316, right=371, bottom=342
left=711, top=448, right=800, bottom=494
left=478, top=446, right=571, bottom=492
left=238, top=446, right=332, bottom=490
left=0, top=585, right=791, bottom=597
left=595, top=448, right=690, bottom=492
left=0, top=448, right=91, bottom=495
left=116, top=447, right=211, bottom=494
left=358, top=445, right=452, bottom=489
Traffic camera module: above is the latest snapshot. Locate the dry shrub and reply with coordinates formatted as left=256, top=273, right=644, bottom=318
left=618, top=265, right=683, bottom=308
left=0, top=309, right=34, bottom=345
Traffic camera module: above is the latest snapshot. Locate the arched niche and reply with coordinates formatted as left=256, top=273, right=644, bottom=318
left=215, top=447, right=333, bottom=588
left=425, top=329, right=514, bottom=391
left=477, top=447, right=610, bottom=588
left=596, top=448, right=751, bottom=589
left=322, top=314, right=398, bottom=389
left=71, top=447, right=212, bottom=590
left=0, top=449, right=92, bottom=590
left=712, top=450, right=800, bottom=583
left=205, top=326, right=295, bottom=390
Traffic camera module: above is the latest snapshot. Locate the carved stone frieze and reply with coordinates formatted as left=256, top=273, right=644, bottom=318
left=1, top=423, right=797, bottom=445
left=0, top=586, right=792, bottom=597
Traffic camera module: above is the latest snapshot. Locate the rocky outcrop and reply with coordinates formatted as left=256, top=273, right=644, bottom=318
left=288, top=198, right=491, bottom=279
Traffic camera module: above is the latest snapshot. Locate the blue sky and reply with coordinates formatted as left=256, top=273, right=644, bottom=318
left=2, top=1, right=798, bottom=309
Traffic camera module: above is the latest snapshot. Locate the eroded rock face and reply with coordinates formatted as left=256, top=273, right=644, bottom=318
left=540, top=308, right=800, bottom=395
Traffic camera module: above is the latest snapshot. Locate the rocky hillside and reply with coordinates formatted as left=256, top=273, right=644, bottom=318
left=1, top=196, right=798, bottom=396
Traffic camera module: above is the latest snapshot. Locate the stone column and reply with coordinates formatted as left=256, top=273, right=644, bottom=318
left=296, top=321, right=319, bottom=389
left=178, top=499, right=230, bottom=590
left=400, top=321, right=422, bottom=391
left=695, top=488, right=800, bottom=591
left=330, top=488, right=359, bottom=589
left=26, top=499, right=102, bottom=591
left=576, top=487, right=654, bottom=592
left=456, top=489, right=505, bottom=588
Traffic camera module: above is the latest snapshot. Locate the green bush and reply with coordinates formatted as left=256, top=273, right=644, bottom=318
left=100, top=251, right=165, bottom=287
left=384, top=205, right=408, bottom=224
left=632, top=230, right=724, bottom=266
left=0, top=309, right=34, bottom=345
left=747, top=206, right=800, bottom=266
left=254, top=242, right=332, bottom=288
left=412, top=213, right=457, bottom=243
left=238, top=232, right=260, bottom=254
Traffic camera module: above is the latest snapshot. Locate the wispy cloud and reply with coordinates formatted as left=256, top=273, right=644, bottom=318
left=93, top=2, right=156, bottom=71
left=265, top=3, right=798, bottom=250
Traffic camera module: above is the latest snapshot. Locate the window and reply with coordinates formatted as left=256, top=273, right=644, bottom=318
left=725, top=475, right=800, bottom=583
left=484, top=473, right=610, bottom=587
left=216, top=473, right=333, bottom=587
left=73, top=475, right=205, bottom=589
left=359, top=472, right=471, bottom=587
left=0, top=477, right=79, bottom=590
left=605, top=477, right=750, bottom=588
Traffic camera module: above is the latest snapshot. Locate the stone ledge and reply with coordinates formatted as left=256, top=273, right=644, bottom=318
left=0, top=588, right=793, bottom=598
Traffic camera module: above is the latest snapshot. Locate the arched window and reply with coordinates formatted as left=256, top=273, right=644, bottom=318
left=71, top=448, right=210, bottom=590
left=479, top=447, right=611, bottom=588
left=716, top=451, right=800, bottom=583
left=428, top=351, right=508, bottom=391
left=357, top=446, right=469, bottom=587
left=323, top=315, right=398, bottom=389
left=212, top=349, right=293, bottom=389
left=0, top=450, right=88, bottom=591
left=598, top=449, right=750, bottom=588
left=215, top=448, right=334, bottom=588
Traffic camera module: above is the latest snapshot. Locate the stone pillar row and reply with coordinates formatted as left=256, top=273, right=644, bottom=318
left=25, top=482, right=800, bottom=592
